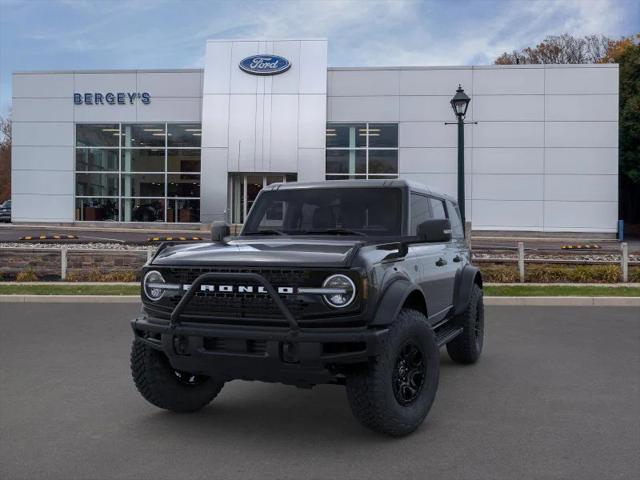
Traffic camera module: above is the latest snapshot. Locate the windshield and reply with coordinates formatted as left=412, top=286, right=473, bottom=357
left=242, top=187, right=403, bottom=237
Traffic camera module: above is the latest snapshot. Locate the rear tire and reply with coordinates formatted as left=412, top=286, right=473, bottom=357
left=130, top=340, right=224, bottom=413
left=345, top=309, right=439, bottom=436
left=446, top=283, right=484, bottom=364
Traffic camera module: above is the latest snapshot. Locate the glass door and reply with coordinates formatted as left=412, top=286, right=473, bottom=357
left=228, top=173, right=297, bottom=224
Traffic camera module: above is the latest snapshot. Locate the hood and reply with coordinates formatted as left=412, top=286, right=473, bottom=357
left=151, top=237, right=364, bottom=268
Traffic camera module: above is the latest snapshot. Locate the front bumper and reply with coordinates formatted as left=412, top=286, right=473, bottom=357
left=132, top=315, right=387, bottom=386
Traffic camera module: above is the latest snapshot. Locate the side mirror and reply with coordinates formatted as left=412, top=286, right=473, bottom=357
left=211, top=221, right=230, bottom=242
left=417, top=219, right=452, bottom=243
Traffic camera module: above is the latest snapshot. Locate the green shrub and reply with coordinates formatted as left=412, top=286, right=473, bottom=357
left=16, top=269, right=38, bottom=282
left=66, top=269, right=138, bottom=282
left=478, top=262, right=626, bottom=283
left=478, top=264, right=519, bottom=282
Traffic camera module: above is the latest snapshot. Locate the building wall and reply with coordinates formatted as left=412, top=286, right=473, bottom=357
left=11, top=69, right=203, bottom=222
left=327, top=64, right=619, bottom=232
left=200, top=39, right=327, bottom=222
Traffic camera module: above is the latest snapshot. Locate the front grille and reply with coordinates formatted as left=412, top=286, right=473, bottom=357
left=202, top=337, right=268, bottom=356
left=149, top=267, right=353, bottom=324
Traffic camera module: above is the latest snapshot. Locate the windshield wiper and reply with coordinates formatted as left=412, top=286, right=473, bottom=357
left=244, top=229, right=286, bottom=236
left=303, top=228, right=366, bottom=236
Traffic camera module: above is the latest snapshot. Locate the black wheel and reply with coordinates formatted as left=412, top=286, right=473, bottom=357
left=130, top=340, right=224, bottom=413
left=446, top=283, right=484, bottom=364
left=345, top=309, right=439, bottom=436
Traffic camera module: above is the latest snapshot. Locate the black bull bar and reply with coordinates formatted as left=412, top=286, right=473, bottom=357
left=169, top=271, right=300, bottom=336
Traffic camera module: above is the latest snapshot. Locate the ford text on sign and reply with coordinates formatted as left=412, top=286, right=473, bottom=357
left=239, top=55, right=291, bottom=75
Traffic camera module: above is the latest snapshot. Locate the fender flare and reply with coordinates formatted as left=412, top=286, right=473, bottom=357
left=452, top=264, right=483, bottom=316
left=370, top=277, right=426, bottom=327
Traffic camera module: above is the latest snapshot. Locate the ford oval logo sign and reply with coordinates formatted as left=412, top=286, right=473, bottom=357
left=239, top=55, right=291, bottom=75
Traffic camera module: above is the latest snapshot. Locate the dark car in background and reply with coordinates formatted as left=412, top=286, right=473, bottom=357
left=0, top=200, right=10, bottom=223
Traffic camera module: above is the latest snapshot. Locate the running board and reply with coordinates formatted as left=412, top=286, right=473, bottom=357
left=435, top=325, right=463, bottom=347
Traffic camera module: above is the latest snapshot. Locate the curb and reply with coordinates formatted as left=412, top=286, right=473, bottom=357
left=0, top=295, right=140, bottom=303
left=0, top=295, right=639, bottom=306
left=484, top=296, right=640, bottom=306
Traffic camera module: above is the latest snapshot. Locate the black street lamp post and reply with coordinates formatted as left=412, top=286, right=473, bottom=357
left=449, top=85, right=471, bottom=227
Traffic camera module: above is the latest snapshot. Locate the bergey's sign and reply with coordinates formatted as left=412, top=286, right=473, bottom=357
left=239, top=55, right=291, bottom=75
left=74, top=92, right=151, bottom=105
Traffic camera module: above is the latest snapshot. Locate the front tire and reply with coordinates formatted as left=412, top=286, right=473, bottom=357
left=446, top=283, right=484, bottom=364
left=130, top=340, right=224, bottom=413
left=345, top=309, right=439, bottom=436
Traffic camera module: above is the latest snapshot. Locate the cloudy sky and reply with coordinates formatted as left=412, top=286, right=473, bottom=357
left=0, top=0, right=638, bottom=115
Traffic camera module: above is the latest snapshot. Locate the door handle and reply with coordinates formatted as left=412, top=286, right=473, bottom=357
left=435, top=258, right=447, bottom=267
left=453, top=255, right=462, bottom=263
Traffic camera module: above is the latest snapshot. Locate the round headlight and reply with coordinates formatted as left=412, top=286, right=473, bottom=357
left=322, top=274, right=356, bottom=309
left=143, top=270, right=166, bottom=302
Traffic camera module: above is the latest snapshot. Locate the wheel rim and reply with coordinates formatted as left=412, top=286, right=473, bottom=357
left=392, top=341, right=426, bottom=406
left=173, top=370, right=208, bottom=386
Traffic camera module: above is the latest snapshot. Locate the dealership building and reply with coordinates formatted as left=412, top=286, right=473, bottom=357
left=11, top=39, right=619, bottom=232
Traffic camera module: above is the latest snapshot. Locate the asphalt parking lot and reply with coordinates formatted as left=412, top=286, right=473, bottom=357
left=1, top=303, right=638, bottom=480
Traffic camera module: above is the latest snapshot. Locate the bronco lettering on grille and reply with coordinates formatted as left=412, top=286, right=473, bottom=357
left=184, top=284, right=296, bottom=295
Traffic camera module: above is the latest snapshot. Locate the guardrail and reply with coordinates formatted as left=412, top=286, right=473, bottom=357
left=0, top=243, right=636, bottom=283
left=473, top=241, right=636, bottom=283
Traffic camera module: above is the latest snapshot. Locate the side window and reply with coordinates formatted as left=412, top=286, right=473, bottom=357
left=429, top=197, right=446, bottom=220
left=446, top=200, right=464, bottom=239
left=409, top=193, right=431, bottom=235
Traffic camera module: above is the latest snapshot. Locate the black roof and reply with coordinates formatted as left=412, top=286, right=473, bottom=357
left=263, top=179, right=457, bottom=203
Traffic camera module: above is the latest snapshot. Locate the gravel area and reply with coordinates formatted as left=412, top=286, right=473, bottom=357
left=0, top=242, right=154, bottom=251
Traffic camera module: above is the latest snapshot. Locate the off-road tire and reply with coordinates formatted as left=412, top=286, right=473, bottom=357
left=446, top=283, right=484, bottom=364
left=345, top=309, right=439, bottom=436
left=130, top=340, right=224, bottom=412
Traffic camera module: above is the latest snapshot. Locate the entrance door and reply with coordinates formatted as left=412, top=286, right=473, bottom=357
left=229, top=173, right=297, bottom=224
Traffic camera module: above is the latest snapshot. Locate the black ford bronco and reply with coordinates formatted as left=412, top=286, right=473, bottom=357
left=130, top=180, right=484, bottom=436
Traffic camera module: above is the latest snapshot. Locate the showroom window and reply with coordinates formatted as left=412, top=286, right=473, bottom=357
left=325, top=123, right=398, bottom=180
left=75, top=123, right=201, bottom=222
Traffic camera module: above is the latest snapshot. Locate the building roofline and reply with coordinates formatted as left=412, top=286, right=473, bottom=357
left=13, top=68, right=204, bottom=75
left=206, top=38, right=327, bottom=42
left=328, top=63, right=618, bottom=71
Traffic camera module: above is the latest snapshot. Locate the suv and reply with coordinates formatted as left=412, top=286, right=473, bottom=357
left=0, top=199, right=10, bottom=223
left=130, top=180, right=484, bottom=436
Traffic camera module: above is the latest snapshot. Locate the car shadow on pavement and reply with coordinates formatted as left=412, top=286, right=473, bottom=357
left=125, top=353, right=462, bottom=445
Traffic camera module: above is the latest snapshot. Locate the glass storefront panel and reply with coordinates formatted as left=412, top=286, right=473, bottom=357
left=368, top=123, right=398, bottom=148
left=121, top=149, right=165, bottom=172
left=75, top=198, right=119, bottom=221
left=326, top=122, right=399, bottom=180
left=167, top=149, right=200, bottom=173
left=76, top=173, right=119, bottom=197
left=326, top=174, right=367, bottom=181
left=326, top=123, right=366, bottom=148
left=76, top=124, right=119, bottom=147
left=168, top=124, right=202, bottom=148
left=121, top=174, right=165, bottom=197
left=368, top=150, right=398, bottom=174
left=326, top=150, right=366, bottom=174
left=167, top=199, right=200, bottom=223
left=75, top=148, right=118, bottom=171
left=74, top=123, right=202, bottom=222
left=167, top=174, right=200, bottom=197
left=121, top=124, right=165, bottom=147
left=121, top=198, right=165, bottom=222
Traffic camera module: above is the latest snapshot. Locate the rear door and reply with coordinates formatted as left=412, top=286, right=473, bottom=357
left=407, top=192, right=449, bottom=321
left=428, top=196, right=458, bottom=316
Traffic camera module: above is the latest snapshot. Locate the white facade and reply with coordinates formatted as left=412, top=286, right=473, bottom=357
left=11, top=39, right=619, bottom=232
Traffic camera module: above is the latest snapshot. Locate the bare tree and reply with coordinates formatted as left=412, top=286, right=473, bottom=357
left=495, top=34, right=611, bottom=64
